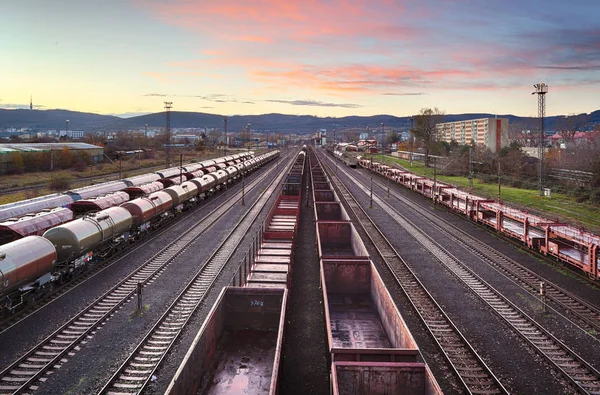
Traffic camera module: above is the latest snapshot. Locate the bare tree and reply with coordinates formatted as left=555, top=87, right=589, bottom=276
left=555, top=113, right=591, bottom=147
left=413, top=107, right=444, bottom=167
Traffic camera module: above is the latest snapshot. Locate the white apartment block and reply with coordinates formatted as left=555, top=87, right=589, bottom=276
left=436, top=117, right=509, bottom=153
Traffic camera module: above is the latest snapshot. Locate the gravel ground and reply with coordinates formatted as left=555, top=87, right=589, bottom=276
left=324, top=154, right=591, bottom=394
left=360, top=168, right=600, bottom=371
left=278, top=168, right=330, bottom=395
left=0, top=156, right=287, bottom=394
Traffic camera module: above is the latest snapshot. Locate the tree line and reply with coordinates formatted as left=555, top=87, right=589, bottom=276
left=6, top=148, right=92, bottom=174
left=408, top=108, right=600, bottom=204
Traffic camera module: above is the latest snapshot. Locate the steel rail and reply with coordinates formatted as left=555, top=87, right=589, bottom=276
left=364, top=165, right=600, bottom=337
left=324, top=153, right=600, bottom=394
left=0, top=165, right=264, bottom=335
left=0, top=156, right=283, bottom=395
left=314, top=149, right=508, bottom=394
left=98, top=153, right=295, bottom=395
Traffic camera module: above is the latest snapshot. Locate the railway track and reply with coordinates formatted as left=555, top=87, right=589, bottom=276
left=0, top=155, right=282, bottom=335
left=98, top=154, right=294, bottom=394
left=0, top=156, right=226, bottom=197
left=322, top=153, right=600, bottom=394
left=315, top=151, right=508, bottom=394
left=364, top=166, right=600, bottom=337
left=0, top=156, right=286, bottom=395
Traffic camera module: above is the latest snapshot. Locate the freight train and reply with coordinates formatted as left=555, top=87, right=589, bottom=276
left=328, top=144, right=359, bottom=168
left=0, top=153, right=254, bottom=245
left=358, top=156, right=600, bottom=280
left=0, top=151, right=280, bottom=312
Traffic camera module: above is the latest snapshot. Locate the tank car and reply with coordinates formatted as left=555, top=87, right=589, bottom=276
left=224, top=166, right=239, bottom=182
left=70, top=191, right=130, bottom=216
left=0, top=236, right=57, bottom=306
left=121, top=190, right=173, bottom=225
left=162, top=183, right=198, bottom=211
left=66, top=181, right=128, bottom=201
left=123, top=181, right=164, bottom=199
left=122, top=173, right=161, bottom=187
left=207, top=170, right=229, bottom=190
left=43, top=206, right=133, bottom=264
left=0, top=194, right=74, bottom=222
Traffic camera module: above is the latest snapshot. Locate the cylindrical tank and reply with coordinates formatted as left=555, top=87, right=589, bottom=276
left=163, top=183, right=196, bottom=207
left=188, top=177, right=213, bottom=195
left=224, top=166, right=239, bottom=180
left=43, top=207, right=133, bottom=263
left=0, top=236, right=56, bottom=295
left=180, top=181, right=199, bottom=199
left=200, top=174, right=217, bottom=191
left=121, top=189, right=173, bottom=226
left=208, top=170, right=228, bottom=187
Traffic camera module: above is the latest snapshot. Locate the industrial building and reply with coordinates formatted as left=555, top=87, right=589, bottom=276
left=436, top=117, right=509, bottom=152
left=0, top=143, right=104, bottom=174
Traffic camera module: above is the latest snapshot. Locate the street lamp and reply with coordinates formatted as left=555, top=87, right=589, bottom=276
left=66, top=119, right=70, bottom=138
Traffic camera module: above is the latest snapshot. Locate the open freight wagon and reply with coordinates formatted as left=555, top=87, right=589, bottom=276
left=165, top=287, right=287, bottom=395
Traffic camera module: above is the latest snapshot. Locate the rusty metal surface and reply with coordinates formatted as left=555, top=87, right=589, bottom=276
left=315, top=202, right=348, bottom=222
left=313, top=190, right=336, bottom=202
left=328, top=292, right=391, bottom=349
left=166, top=287, right=286, bottom=395
left=199, top=330, right=278, bottom=395
left=332, top=361, right=440, bottom=395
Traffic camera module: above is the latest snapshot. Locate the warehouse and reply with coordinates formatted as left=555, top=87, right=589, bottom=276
left=0, top=142, right=104, bottom=174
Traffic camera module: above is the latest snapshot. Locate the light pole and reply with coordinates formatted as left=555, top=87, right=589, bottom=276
left=433, top=157, right=437, bottom=203
left=223, top=116, right=228, bottom=155
left=409, top=117, right=414, bottom=166
left=66, top=119, right=70, bottom=138
left=497, top=155, right=501, bottom=202
left=468, top=147, right=474, bottom=189
left=246, top=123, right=251, bottom=154
left=380, top=122, right=384, bottom=162
left=532, top=83, right=548, bottom=196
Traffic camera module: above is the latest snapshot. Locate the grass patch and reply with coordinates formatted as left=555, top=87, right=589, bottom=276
left=377, top=155, right=600, bottom=231
left=63, top=376, right=87, bottom=395
left=130, top=304, right=150, bottom=319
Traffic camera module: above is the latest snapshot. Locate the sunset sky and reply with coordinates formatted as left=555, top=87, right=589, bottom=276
left=1, top=0, right=598, bottom=118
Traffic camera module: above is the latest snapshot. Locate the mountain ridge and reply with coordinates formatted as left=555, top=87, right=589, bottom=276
left=1, top=108, right=599, bottom=133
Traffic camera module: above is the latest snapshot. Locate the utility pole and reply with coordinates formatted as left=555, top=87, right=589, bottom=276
left=66, top=119, right=70, bottom=138
left=164, top=101, right=173, bottom=168
left=532, top=83, right=548, bottom=196
left=50, top=148, right=53, bottom=181
left=246, top=123, right=251, bottom=154
left=119, top=153, right=122, bottom=180
left=369, top=175, right=373, bottom=208
left=468, top=147, right=474, bottom=189
left=497, top=156, right=501, bottom=202
left=433, top=157, right=437, bottom=202
left=409, top=117, right=414, bottom=166
left=179, top=154, right=183, bottom=184
left=380, top=122, right=384, bottom=162
left=242, top=170, right=246, bottom=206
left=224, top=116, right=228, bottom=155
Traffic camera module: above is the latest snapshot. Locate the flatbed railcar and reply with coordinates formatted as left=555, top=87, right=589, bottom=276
left=166, top=149, right=306, bottom=395
left=313, top=149, right=442, bottom=394
left=359, top=157, right=600, bottom=280
left=0, top=151, right=278, bottom=313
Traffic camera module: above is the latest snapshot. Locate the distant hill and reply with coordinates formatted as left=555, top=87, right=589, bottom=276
left=1, top=108, right=598, bottom=134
